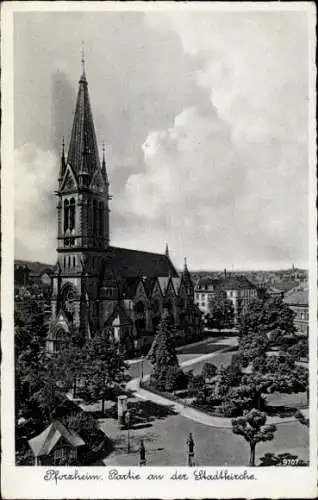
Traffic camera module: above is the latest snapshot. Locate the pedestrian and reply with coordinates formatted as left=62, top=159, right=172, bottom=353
left=139, top=439, right=146, bottom=466
left=187, top=432, right=195, bottom=466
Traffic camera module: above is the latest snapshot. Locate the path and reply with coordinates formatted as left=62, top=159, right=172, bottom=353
left=126, top=339, right=309, bottom=429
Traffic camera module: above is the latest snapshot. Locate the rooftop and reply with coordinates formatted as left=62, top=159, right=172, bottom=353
left=28, top=420, right=85, bottom=458
left=284, top=289, right=309, bottom=306
left=196, top=275, right=255, bottom=291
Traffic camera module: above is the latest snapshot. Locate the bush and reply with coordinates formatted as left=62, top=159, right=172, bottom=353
left=202, top=362, right=218, bottom=381
left=187, top=375, right=207, bottom=401
left=219, top=400, right=241, bottom=418
left=152, top=366, right=188, bottom=393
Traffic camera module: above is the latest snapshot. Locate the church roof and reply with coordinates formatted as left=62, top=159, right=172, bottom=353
left=106, top=246, right=178, bottom=279
left=28, top=420, right=85, bottom=457
left=158, top=277, right=169, bottom=295
left=171, top=277, right=182, bottom=294
left=67, top=70, right=100, bottom=176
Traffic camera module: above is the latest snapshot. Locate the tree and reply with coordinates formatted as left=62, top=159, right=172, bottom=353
left=232, top=409, right=277, bottom=466
left=239, top=296, right=296, bottom=339
left=215, top=362, right=242, bottom=397
left=202, top=362, right=218, bottom=381
left=188, top=374, right=207, bottom=402
left=288, top=337, right=308, bottom=361
left=64, top=412, right=102, bottom=448
left=15, top=298, right=48, bottom=358
left=53, top=338, right=86, bottom=398
left=15, top=338, right=67, bottom=425
left=206, top=292, right=234, bottom=330
left=82, top=334, right=127, bottom=413
left=149, top=312, right=179, bottom=391
left=237, top=331, right=269, bottom=369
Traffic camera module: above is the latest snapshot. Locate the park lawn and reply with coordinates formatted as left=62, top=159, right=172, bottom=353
left=182, top=351, right=234, bottom=375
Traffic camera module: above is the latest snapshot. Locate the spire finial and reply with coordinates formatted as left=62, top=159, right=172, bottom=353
left=81, top=41, right=86, bottom=75
left=184, top=256, right=187, bottom=269
left=101, top=141, right=106, bottom=168
left=165, top=243, right=169, bottom=257
left=62, top=136, right=65, bottom=156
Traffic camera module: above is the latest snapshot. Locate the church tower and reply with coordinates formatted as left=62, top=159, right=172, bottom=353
left=49, top=59, right=110, bottom=349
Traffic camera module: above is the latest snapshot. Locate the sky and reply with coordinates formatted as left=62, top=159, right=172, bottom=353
left=14, top=9, right=310, bottom=270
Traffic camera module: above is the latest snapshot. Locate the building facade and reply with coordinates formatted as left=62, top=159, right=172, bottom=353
left=194, top=274, right=257, bottom=324
left=48, top=65, right=201, bottom=353
left=284, top=289, right=309, bottom=335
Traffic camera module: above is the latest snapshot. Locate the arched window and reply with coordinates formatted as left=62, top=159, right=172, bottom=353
left=68, top=256, right=71, bottom=268
left=99, top=202, right=103, bottom=236
left=152, top=299, right=161, bottom=331
left=69, top=198, right=76, bottom=231
left=64, top=200, right=69, bottom=232
left=93, top=200, right=97, bottom=234
left=134, top=301, right=146, bottom=332
left=73, top=256, right=76, bottom=268
left=55, top=329, right=69, bottom=352
left=64, top=257, right=66, bottom=269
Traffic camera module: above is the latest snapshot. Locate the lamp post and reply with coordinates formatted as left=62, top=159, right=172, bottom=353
left=141, top=355, right=144, bottom=380
left=186, top=432, right=195, bottom=467
left=125, top=410, right=132, bottom=453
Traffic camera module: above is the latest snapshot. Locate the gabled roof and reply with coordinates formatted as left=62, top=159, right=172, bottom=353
left=105, top=246, right=178, bottom=279
left=196, top=275, right=255, bottom=291
left=171, top=277, right=182, bottom=294
left=28, top=420, right=85, bottom=457
left=273, top=280, right=298, bottom=292
left=215, top=276, right=256, bottom=291
left=67, top=71, right=100, bottom=176
left=158, top=277, right=169, bottom=295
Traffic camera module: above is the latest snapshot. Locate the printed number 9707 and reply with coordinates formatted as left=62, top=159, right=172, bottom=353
left=281, top=458, right=302, bottom=466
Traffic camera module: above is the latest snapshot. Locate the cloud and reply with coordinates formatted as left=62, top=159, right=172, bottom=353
left=13, top=12, right=309, bottom=269
left=15, top=144, right=57, bottom=263
left=113, top=11, right=308, bottom=269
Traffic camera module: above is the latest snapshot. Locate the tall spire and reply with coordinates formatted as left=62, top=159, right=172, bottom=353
left=183, top=256, right=191, bottom=281
left=67, top=51, right=100, bottom=177
left=101, top=141, right=109, bottom=184
left=184, top=257, right=188, bottom=271
left=80, top=41, right=86, bottom=83
left=58, top=137, right=66, bottom=182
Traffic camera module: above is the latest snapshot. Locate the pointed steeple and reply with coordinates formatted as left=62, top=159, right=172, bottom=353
left=101, top=142, right=109, bottom=184
left=67, top=52, right=100, bottom=177
left=184, top=257, right=188, bottom=271
left=58, top=137, right=66, bottom=182
left=183, top=257, right=191, bottom=281
left=165, top=243, right=169, bottom=257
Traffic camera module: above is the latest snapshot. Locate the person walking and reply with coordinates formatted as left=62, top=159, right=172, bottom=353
left=187, top=433, right=195, bottom=466
left=139, top=439, right=146, bottom=466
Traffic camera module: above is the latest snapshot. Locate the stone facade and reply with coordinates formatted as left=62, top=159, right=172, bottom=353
left=48, top=67, right=201, bottom=353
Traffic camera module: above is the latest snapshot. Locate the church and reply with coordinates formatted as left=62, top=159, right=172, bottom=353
left=47, top=62, right=202, bottom=355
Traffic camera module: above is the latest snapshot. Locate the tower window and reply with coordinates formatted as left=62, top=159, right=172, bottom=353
left=68, top=256, right=71, bottom=268
left=64, top=200, right=69, bottom=232
left=64, top=257, right=66, bottom=269
left=73, top=256, right=76, bottom=268
left=70, top=198, right=76, bottom=231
